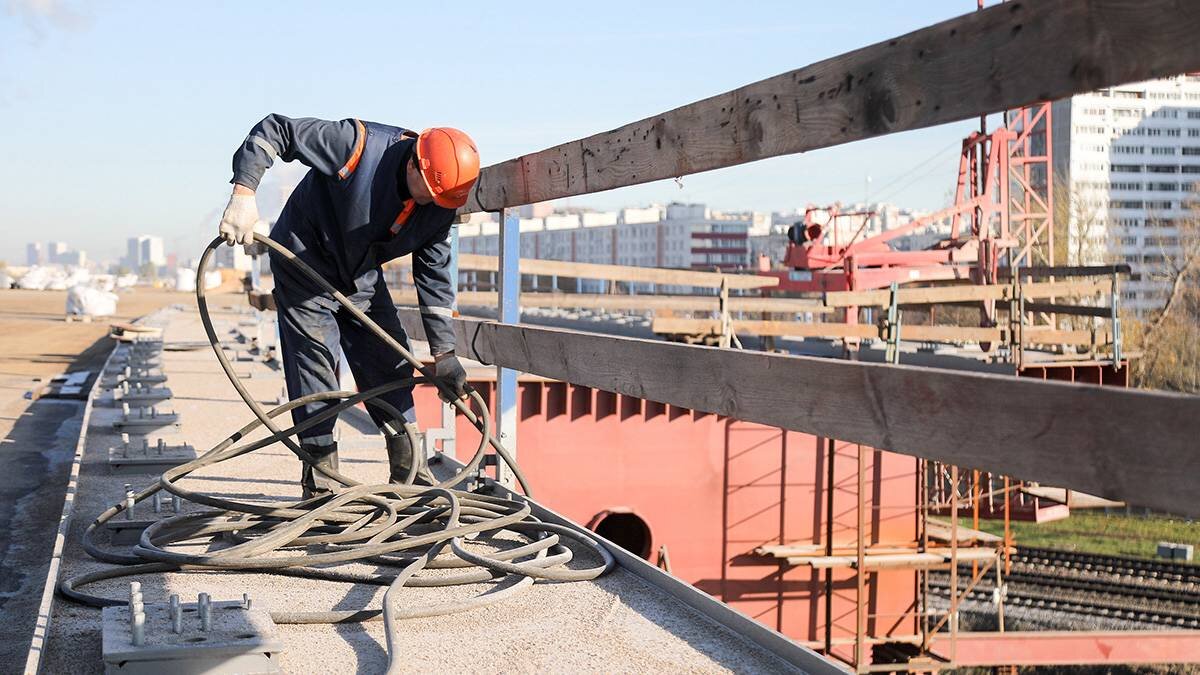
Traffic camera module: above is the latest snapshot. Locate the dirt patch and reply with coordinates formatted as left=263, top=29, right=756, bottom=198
left=0, top=288, right=243, bottom=380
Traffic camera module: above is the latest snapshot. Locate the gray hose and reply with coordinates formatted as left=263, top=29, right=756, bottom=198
left=60, top=235, right=614, bottom=673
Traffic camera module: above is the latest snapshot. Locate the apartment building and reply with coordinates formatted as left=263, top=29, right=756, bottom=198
left=1053, top=75, right=1200, bottom=315
left=457, top=203, right=762, bottom=292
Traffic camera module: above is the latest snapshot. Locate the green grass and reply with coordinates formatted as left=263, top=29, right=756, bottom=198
left=963, top=511, right=1200, bottom=563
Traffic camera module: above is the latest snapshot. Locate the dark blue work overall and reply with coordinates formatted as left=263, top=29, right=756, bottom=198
left=233, top=116, right=457, bottom=451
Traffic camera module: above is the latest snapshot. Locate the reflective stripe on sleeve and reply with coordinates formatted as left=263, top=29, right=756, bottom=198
left=337, top=119, right=367, bottom=180
left=249, top=135, right=278, bottom=159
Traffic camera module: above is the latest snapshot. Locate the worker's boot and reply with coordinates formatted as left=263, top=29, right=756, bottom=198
left=385, top=430, right=434, bottom=486
left=300, top=442, right=340, bottom=499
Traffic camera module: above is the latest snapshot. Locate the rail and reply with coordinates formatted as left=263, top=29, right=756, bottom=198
left=411, top=1, right=1200, bottom=517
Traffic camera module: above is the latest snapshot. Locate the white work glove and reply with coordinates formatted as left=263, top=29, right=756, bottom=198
left=244, top=220, right=271, bottom=257
left=218, top=193, right=259, bottom=246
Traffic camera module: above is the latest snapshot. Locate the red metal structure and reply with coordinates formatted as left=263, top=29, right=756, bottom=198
left=410, top=375, right=926, bottom=667
left=766, top=117, right=1045, bottom=295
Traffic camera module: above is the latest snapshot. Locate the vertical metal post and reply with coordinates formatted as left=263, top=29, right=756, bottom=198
left=855, top=443, right=866, bottom=672
left=1111, top=271, right=1122, bottom=363
left=920, top=457, right=930, bottom=653
left=823, top=438, right=835, bottom=656
left=496, top=209, right=520, bottom=486
left=949, top=466, right=960, bottom=665
left=885, top=281, right=901, bottom=364
left=996, top=553, right=1006, bottom=632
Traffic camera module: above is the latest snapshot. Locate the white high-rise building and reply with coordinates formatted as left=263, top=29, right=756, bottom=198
left=140, top=236, right=166, bottom=267
left=1053, top=75, right=1200, bottom=316
left=46, top=241, right=68, bottom=262
left=125, top=235, right=166, bottom=270
left=26, top=242, right=43, bottom=266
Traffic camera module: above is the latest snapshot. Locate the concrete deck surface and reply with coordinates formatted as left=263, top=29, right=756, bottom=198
left=41, top=306, right=806, bottom=674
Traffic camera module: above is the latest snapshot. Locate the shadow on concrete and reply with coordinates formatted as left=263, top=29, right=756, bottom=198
left=0, top=333, right=116, bottom=666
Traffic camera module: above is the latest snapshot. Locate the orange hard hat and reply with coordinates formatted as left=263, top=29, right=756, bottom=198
left=414, top=127, right=480, bottom=209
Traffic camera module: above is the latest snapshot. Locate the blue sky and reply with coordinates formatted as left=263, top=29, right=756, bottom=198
left=1, top=0, right=989, bottom=265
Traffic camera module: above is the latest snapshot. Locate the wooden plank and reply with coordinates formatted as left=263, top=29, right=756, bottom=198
left=650, top=317, right=1107, bottom=345
left=392, top=289, right=832, bottom=314
left=396, top=310, right=1200, bottom=518
left=926, top=518, right=1002, bottom=544
left=1024, top=302, right=1111, bottom=318
left=454, top=254, right=778, bottom=290
left=651, top=317, right=877, bottom=339
left=792, top=549, right=998, bottom=570
left=997, top=264, right=1132, bottom=280
left=757, top=544, right=932, bottom=558
left=463, top=1, right=1200, bottom=212
left=822, top=280, right=1108, bottom=308
left=1022, top=327, right=1112, bottom=345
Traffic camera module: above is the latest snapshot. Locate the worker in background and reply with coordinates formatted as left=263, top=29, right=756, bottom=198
left=216, top=114, right=478, bottom=497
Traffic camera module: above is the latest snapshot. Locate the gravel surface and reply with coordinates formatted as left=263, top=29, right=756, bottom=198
left=41, top=305, right=807, bottom=674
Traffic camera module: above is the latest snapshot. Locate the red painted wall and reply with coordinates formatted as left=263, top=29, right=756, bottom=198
left=413, top=377, right=920, bottom=649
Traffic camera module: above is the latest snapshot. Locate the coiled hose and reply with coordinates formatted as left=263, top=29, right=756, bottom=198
left=60, top=234, right=614, bottom=673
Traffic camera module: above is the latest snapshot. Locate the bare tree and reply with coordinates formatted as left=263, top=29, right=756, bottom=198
left=1131, top=204, right=1200, bottom=393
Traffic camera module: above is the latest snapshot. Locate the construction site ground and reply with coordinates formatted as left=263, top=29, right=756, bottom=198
left=0, top=287, right=189, bottom=666
left=35, top=304, right=804, bottom=673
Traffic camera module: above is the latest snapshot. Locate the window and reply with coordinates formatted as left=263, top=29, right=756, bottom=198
left=1118, top=236, right=1139, bottom=245
left=1183, top=147, right=1200, bottom=155
left=1114, top=90, right=1145, bottom=100
left=1183, top=165, right=1200, bottom=173
left=1189, top=111, right=1200, bottom=119
left=1114, top=108, right=1144, bottom=118
left=1114, top=145, right=1145, bottom=155
left=1110, top=164, right=1143, bottom=173
left=1146, top=200, right=1174, bottom=209
left=1111, top=200, right=1144, bottom=209
left=1146, top=236, right=1180, bottom=247
left=1148, top=182, right=1179, bottom=191
left=1147, top=128, right=1163, bottom=136
left=1190, top=129, right=1200, bottom=137
left=1147, top=164, right=1179, bottom=173
left=1151, top=108, right=1180, bottom=118
left=1167, top=128, right=1182, bottom=137
left=1152, top=147, right=1177, bottom=155
left=1110, top=182, right=1143, bottom=191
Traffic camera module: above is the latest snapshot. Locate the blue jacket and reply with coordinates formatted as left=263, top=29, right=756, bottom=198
left=230, top=114, right=457, bottom=354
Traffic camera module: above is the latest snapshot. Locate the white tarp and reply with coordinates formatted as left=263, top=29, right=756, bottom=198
left=92, top=274, right=116, bottom=292
left=176, top=268, right=197, bottom=292
left=66, top=285, right=119, bottom=317
left=16, top=266, right=51, bottom=290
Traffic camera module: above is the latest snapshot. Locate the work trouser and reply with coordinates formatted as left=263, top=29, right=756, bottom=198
left=274, top=273, right=416, bottom=490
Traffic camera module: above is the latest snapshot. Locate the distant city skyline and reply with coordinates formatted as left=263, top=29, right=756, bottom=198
left=1, top=0, right=984, bottom=265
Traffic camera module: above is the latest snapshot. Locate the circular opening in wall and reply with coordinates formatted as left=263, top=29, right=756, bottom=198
left=590, top=510, right=652, bottom=560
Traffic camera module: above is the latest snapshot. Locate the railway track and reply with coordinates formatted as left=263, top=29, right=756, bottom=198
left=930, top=546, right=1200, bottom=628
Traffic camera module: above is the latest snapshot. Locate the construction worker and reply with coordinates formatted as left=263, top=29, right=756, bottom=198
left=217, top=114, right=479, bottom=497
